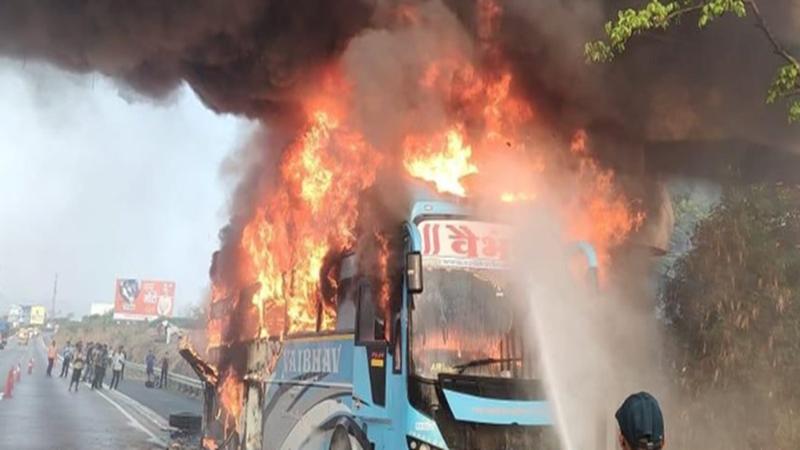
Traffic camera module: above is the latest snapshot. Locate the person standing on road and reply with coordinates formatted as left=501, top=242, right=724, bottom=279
left=158, top=353, right=169, bottom=389
left=83, top=342, right=95, bottom=382
left=145, top=349, right=156, bottom=386
left=615, top=392, right=666, bottom=450
left=120, top=351, right=126, bottom=381
left=59, top=340, right=73, bottom=378
left=46, top=340, right=57, bottom=376
left=69, top=344, right=85, bottom=392
left=110, top=346, right=125, bottom=390
left=91, top=344, right=109, bottom=389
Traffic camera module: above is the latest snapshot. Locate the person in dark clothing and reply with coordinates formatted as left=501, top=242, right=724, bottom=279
left=91, top=345, right=109, bottom=389
left=109, top=346, right=125, bottom=390
left=158, top=354, right=169, bottom=389
left=59, top=341, right=73, bottom=378
left=83, top=343, right=95, bottom=382
left=69, top=344, right=85, bottom=392
left=145, top=349, right=156, bottom=386
left=615, top=392, right=666, bottom=450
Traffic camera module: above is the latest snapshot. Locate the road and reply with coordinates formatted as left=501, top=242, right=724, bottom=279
left=0, top=335, right=201, bottom=449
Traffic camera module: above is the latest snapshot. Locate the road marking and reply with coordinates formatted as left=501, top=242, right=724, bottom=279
left=49, top=334, right=171, bottom=444
left=106, top=388, right=171, bottom=430
left=95, top=388, right=167, bottom=447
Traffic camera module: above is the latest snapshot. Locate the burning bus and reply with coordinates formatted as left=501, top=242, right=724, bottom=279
left=177, top=4, right=644, bottom=447
left=184, top=184, right=601, bottom=450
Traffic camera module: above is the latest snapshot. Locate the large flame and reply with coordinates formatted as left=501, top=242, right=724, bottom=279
left=240, top=106, right=380, bottom=338
left=208, top=0, right=643, bottom=429
left=218, top=368, right=243, bottom=426
left=403, top=127, right=478, bottom=197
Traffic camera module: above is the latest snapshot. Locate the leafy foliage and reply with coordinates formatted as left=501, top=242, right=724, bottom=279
left=698, top=0, right=747, bottom=26
left=586, top=0, right=800, bottom=123
left=790, top=100, right=800, bottom=123
left=585, top=1, right=678, bottom=62
left=663, top=184, right=800, bottom=447
left=767, top=64, right=800, bottom=123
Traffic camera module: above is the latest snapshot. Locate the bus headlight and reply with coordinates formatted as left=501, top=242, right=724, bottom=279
left=407, top=436, right=442, bottom=450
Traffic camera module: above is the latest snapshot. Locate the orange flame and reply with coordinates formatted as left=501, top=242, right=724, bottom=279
left=202, top=437, right=219, bottom=450
left=375, top=232, right=391, bottom=339
left=213, top=0, right=641, bottom=342
left=403, top=127, right=478, bottom=197
left=219, top=368, right=243, bottom=423
left=209, top=2, right=645, bottom=426
left=240, top=104, right=380, bottom=338
left=566, top=129, right=645, bottom=272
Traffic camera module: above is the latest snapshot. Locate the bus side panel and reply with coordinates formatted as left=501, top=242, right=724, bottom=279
left=261, top=335, right=355, bottom=450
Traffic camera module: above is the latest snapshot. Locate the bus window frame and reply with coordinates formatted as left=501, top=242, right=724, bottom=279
left=355, top=279, right=387, bottom=346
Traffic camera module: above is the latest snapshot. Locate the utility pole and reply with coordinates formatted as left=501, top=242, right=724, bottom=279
left=51, top=273, right=58, bottom=320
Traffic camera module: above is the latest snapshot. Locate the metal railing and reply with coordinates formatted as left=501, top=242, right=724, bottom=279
left=123, top=361, right=205, bottom=397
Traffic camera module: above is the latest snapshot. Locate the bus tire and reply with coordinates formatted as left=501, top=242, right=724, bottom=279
left=329, top=425, right=352, bottom=450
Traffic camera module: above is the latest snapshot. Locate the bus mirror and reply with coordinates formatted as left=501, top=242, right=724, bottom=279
left=406, top=252, right=423, bottom=294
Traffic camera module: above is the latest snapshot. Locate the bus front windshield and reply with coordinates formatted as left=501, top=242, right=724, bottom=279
left=410, top=266, right=532, bottom=379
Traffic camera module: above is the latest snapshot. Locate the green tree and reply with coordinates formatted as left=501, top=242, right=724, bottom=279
left=586, top=1, right=800, bottom=123
left=663, top=183, right=800, bottom=448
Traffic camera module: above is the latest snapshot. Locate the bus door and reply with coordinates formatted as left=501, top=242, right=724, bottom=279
left=352, top=278, right=391, bottom=424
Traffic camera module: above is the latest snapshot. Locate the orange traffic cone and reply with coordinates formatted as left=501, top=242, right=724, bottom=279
left=15, top=364, right=21, bottom=382
left=27, top=359, right=33, bottom=375
left=4, top=367, right=13, bottom=399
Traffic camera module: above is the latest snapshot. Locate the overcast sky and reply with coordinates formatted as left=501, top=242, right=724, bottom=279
left=0, top=59, right=251, bottom=317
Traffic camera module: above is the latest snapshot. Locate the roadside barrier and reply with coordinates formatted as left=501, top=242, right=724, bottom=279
left=123, top=361, right=205, bottom=397
left=50, top=334, right=205, bottom=398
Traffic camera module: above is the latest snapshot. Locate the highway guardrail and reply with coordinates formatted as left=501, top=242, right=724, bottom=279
left=124, top=361, right=205, bottom=397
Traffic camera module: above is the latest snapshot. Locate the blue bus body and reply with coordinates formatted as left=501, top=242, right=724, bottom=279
left=206, top=192, right=597, bottom=450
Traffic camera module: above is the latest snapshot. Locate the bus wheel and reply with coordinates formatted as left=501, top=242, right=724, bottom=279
left=329, top=425, right=352, bottom=450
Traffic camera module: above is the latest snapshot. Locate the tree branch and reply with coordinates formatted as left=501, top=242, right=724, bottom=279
left=666, top=3, right=704, bottom=22
left=745, top=0, right=800, bottom=69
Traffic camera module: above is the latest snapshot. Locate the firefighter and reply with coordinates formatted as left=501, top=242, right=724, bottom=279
left=615, top=392, right=665, bottom=450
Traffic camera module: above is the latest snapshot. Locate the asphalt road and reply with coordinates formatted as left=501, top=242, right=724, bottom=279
left=0, top=336, right=172, bottom=449
left=115, top=379, right=201, bottom=420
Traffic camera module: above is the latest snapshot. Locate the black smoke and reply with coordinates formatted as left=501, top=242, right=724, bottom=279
left=0, top=0, right=374, bottom=119
left=2, top=0, right=797, bottom=159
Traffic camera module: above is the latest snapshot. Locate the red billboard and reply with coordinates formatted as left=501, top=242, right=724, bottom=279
left=114, top=279, right=175, bottom=321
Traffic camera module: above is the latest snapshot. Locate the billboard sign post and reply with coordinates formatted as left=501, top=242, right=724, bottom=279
left=113, top=279, right=175, bottom=321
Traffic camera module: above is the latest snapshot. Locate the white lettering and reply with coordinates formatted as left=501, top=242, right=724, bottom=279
left=331, top=347, right=341, bottom=373
left=281, top=345, right=343, bottom=374
left=302, top=349, right=312, bottom=373
left=321, top=348, right=332, bottom=373
left=312, top=348, right=322, bottom=372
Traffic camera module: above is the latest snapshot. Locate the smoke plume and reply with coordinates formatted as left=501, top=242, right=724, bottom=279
left=2, top=0, right=797, bottom=161
left=0, top=0, right=373, bottom=119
